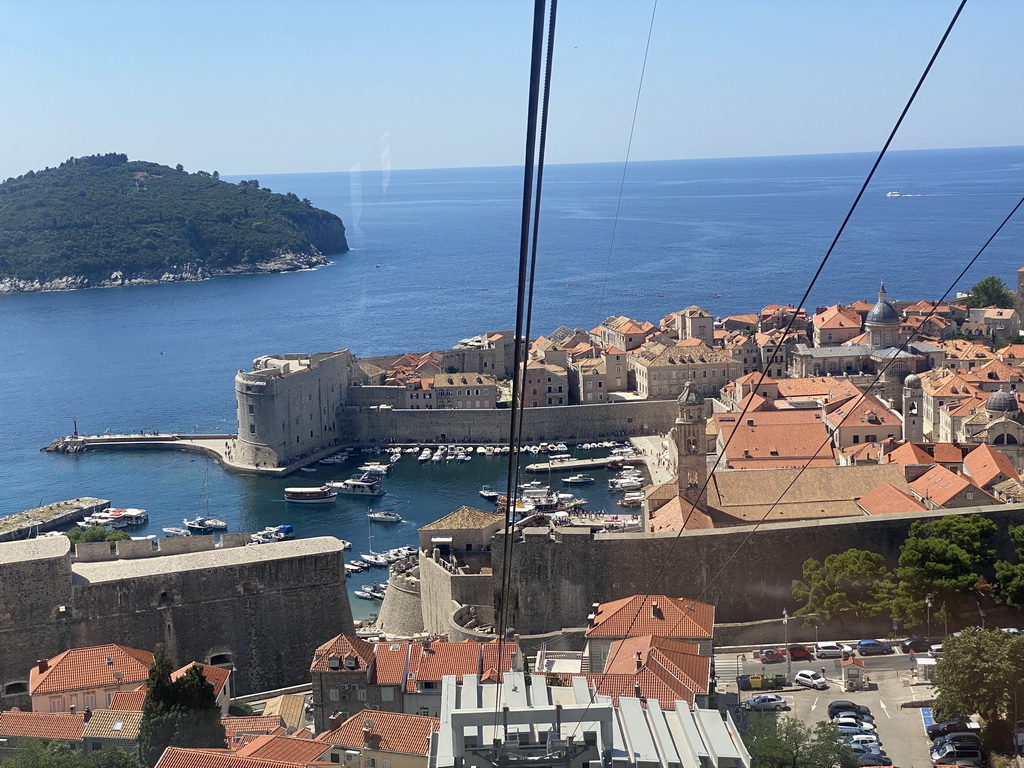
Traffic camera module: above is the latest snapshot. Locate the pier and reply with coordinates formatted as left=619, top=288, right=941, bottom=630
left=0, top=497, right=109, bottom=542
left=523, top=456, right=614, bottom=473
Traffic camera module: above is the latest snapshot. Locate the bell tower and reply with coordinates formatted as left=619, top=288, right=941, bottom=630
left=674, top=381, right=707, bottom=510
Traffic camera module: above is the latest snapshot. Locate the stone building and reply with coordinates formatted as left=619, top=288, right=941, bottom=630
left=812, top=304, right=862, bottom=346
left=310, top=634, right=393, bottom=733
left=315, top=709, right=438, bottom=768
left=431, top=373, right=498, bottom=409
left=522, top=361, right=569, bottom=407
left=235, top=349, right=361, bottom=468
left=630, top=339, right=739, bottom=399
left=0, top=535, right=352, bottom=712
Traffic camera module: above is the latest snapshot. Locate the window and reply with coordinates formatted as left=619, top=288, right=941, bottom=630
left=381, top=687, right=394, bottom=702
left=331, top=754, right=341, bottom=764
left=418, top=706, right=430, bottom=716
left=247, top=404, right=254, bottom=415
left=357, top=689, right=367, bottom=701
left=50, top=697, right=62, bottom=712
left=329, top=688, right=339, bottom=702
left=249, top=424, right=256, bottom=434
left=84, top=693, right=96, bottom=708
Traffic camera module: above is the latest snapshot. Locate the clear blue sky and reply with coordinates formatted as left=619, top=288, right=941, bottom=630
left=0, top=1, right=1021, bottom=179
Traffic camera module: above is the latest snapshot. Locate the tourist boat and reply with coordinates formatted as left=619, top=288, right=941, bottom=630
left=562, top=474, right=595, bottom=485
left=479, top=485, right=500, bottom=501
left=183, top=516, right=228, bottom=532
left=162, top=527, right=191, bottom=537
left=367, top=509, right=402, bottom=523
left=284, top=485, right=339, bottom=503
left=328, top=474, right=386, bottom=496
left=319, top=452, right=349, bottom=465
left=618, top=492, right=645, bottom=508
left=358, top=461, right=391, bottom=475
left=354, top=589, right=379, bottom=600
left=609, top=477, right=643, bottom=491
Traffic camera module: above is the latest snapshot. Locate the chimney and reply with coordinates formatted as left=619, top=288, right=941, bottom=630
left=634, top=653, right=642, bottom=671
left=84, top=707, right=92, bottom=723
left=328, top=711, right=344, bottom=730
left=37, top=659, right=48, bottom=673
left=69, top=704, right=76, bottom=714
left=634, top=683, right=642, bottom=698
left=362, top=717, right=374, bottom=749
left=651, top=601, right=662, bottom=619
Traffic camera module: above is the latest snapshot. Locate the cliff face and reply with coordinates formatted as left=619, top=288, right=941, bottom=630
left=294, top=212, right=349, bottom=255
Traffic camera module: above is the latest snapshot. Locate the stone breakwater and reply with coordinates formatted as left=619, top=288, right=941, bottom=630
left=0, top=252, right=329, bottom=293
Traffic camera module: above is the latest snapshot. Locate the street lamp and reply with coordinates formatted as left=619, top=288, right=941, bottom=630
left=783, top=608, right=791, bottom=682
left=926, top=593, right=933, bottom=639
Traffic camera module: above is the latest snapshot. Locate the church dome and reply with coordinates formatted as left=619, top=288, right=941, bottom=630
left=678, top=381, right=704, bottom=406
left=866, top=282, right=900, bottom=325
left=904, top=373, right=922, bottom=389
left=986, top=389, right=1019, bottom=414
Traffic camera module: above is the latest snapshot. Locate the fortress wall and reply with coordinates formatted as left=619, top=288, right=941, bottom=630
left=450, top=572, right=494, bottom=609
left=346, top=400, right=678, bottom=445
left=377, top=570, right=425, bottom=638
left=495, top=504, right=1024, bottom=634
left=418, top=556, right=460, bottom=636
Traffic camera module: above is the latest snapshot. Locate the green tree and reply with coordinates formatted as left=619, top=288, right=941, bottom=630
left=65, top=525, right=131, bottom=544
left=892, top=515, right=997, bottom=626
left=0, top=740, right=141, bottom=768
left=935, top=627, right=1024, bottom=733
left=792, top=550, right=893, bottom=630
left=994, top=524, right=1024, bottom=610
left=742, top=715, right=857, bottom=768
left=965, top=275, right=1014, bottom=309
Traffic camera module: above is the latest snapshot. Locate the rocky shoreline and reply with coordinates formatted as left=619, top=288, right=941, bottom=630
left=0, top=252, right=330, bottom=294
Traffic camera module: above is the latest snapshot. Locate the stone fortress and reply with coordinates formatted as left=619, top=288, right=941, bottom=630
left=0, top=533, right=353, bottom=712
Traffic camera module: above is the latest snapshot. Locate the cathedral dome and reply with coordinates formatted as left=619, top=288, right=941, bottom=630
left=904, top=373, right=922, bottom=389
left=866, top=282, right=900, bottom=325
left=986, top=389, right=1019, bottom=414
left=677, top=381, right=704, bottom=406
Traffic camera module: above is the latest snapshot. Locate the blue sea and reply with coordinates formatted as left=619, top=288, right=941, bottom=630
left=2, top=147, right=1022, bottom=615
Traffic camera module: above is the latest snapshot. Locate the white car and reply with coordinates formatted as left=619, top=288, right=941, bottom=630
left=793, top=670, right=828, bottom=690
left=833, top=716, right=876, bottom=732
left=929, top=643, right=943, bottom=658
left=815, top=641, right=853, bottom=658
left=847, top=733, right=881, bottom=747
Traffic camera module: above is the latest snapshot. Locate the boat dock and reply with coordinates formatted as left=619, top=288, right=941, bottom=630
left=524, top=457, right=614, bottom=473
left=0, top=497, right=109, bottom=543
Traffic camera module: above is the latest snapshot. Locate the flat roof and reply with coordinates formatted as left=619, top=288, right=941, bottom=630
left=0, top=535, right=70, bottom=565
left=73, top=536, right=345, bottom=582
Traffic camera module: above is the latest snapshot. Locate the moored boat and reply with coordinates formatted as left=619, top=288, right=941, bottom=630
left=562, top=474, right=595, bottom=485
left=284, top=485, right=339, bottom=503
left=479, top=485, right=500, bottom=501
left=328, top=474, right=386, bottom=496
left=162, top=527, right=191, bottom=537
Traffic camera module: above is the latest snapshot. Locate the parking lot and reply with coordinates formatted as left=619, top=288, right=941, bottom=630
left=725, top=651, right=937, bottom=767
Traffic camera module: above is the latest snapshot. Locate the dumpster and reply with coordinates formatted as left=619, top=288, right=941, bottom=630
left=737, top=675, right=751, bottom=691
left=774, top=674, right=788, bottom=688
left=748, top=674, right=762, bottom=689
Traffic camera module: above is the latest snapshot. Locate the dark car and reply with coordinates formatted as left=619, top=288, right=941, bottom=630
left=828, top=700, right=871, bottom=718
left=758, top=647, right=784, bottom=663
left=857, top=639, right=893, bottom=656
left=901, top=635, right=936, bottom=653
left=787, top=644, right=812, bottom=661
left=932, top=732, right=983, bottom=750
left=855, top=755, right=892, bottom=767
left=926, top=717, right=980, bottom=740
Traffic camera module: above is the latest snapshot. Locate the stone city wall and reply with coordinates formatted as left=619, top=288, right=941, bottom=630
left=494, top=504, right=1024, bottom=635
left=343, top=400, right=678, bottom=445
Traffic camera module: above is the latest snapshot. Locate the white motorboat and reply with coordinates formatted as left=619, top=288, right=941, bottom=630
left=360, top=552, right=389, bottom=566
left=162, top=527, right=191, bottom=537
left=562, top=474, right=595, bottom=485
left=367, top=509, right=403, bottom=523
left=250, top=524, right=295, bottom=544
left=328, top=474, right=386, bottom=496
left=299, top=467, right=317, bottom=473
left=183, top=516, right=228, bottom=532
left=339, top=539, right=353, bottom=550
left=284, top=485, right=339, bottom=503
left=358, top=461, right=391, bottom=475
left=418, top=448, right=432, bottom=462
left=609, top=477, right=643, bottom=491
left=479, top=485, right=500, bottom=501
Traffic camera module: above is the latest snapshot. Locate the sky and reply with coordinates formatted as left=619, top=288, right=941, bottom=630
left=0, top=1, right=1022, bottom=179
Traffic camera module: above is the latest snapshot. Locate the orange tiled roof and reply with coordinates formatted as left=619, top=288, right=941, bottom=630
left=884, top=443, right=935, bottom=467
left=909, top=465, right=995, bottom=506
left=587, top=594, right=714, bottom=639
left=371, top=643, right=409, bottom=686
left=221, top=715, right=286, bottom=742
left=481, top=639, right=519, bottom=681
left=714, top=410, right=834, bottom=469
left=234, top=734, right=329, bottom=763
left=857, top=482, right=929, bottom=515
left=964, top=443, right=1020, bottom=489
left=172, top=663, right=230, bottom=697
left=154, top=746, right=308, bottom=768
left=0, top=710, right=85, bottom=741
left=30, top=644, right=154, bottom=695
left=109, top=689, right=148, bottom=711
left=405, top=640, right=481, bottom=691
left=310, top=634, right=375, bottom=673
left=998, top=344, right=1024, bottom=361
left=647, top=496, right=715, bottom=532
left=813, top=305, right=861, bottom=330
left=316, top=709, right=439, bottom=756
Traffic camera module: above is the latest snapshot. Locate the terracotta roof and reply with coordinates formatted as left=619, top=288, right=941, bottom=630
left=261, top=695, right=308, bottom=732
left=647, top=496, right=715, bottom=532
left=405, top=641, right=481, bottom=691
left=825, top=391, right=900, bottom=432
left=713, top=410, right=835, bottom=469
left=154, top=746, right=308, bottom=768
left=316, top=709, right=439, bottom=756
left=997, top=344, right=1024, bottom=361
left=909, top=465, right=993, bottom=506
left=30, top=644, right=154, bottom=695
left=964, top=444, right=1020, bottom=489
left=856, top=483, right=929, bottom=515
left=371, top=643, right=409, bottom=686
left=234, top=734, right=329, bottom=763
left=289, top=728, right=311, bottom=740
left=109, top=689, right=148, bottom=711
left=601, top=636, right=710, bottom=702
left=587, top=594, right=714, bottom=639
left=172, top=663, right=230, bottom=697
left=813, top=305, right=861, bottom=330
left=83, top=708, right=143, bottom=741
left=311, top=634, right=375, bottom=673
left=774, top=376, right=854, bottom=399
left=480, top=640, right=519, bottom=681
left=419, top=506, right=502, bottom=531
left=221, top=715, right=286, bottom=742
left=0, top=710, right=85, bottom=741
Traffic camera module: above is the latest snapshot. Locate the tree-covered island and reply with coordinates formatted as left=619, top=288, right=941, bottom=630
left=0, top=153, right=348, bottom=292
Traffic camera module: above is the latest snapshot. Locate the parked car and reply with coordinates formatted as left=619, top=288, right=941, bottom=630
left=828, top=701, right=871, bottom=718
left=932, top=732, right=982, bottom=750
left=743, top=694, right=787, bottom=711
left=926, top=718, right=980, bottom=740
left=834, top=710, right=875, bottom=723
left=788, top=644, right=813, bottom=660
left=856, top=756, right=893, bottom=767
left=930, top=743, right=984, bottom=765
left=837, top=725, right=876, bottom=739
left=834, top=716, right=876, bottom=732
left=793, top=670, right=828, bottom=690
left=857, top=639, right=893, bottom=656
left=929, top=643, right=944, bottom=658
left=816, top=641, right=854, bottom=658
left=901, top=635, right=936, bottom=653
left=848, top=742, right=883, bottom=757
left=758, top=647, right=784, bottom=663
left=847, top=733, right=882, bottom=747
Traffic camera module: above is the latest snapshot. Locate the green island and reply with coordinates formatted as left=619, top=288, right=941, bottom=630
left=0, top=153, right=348, bottom=292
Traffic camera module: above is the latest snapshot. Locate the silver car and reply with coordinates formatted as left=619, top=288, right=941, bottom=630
left=742, top=694, right=787, bottom=711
